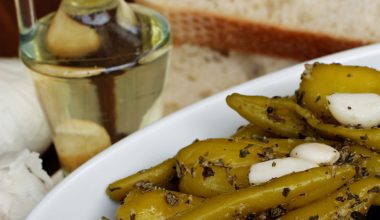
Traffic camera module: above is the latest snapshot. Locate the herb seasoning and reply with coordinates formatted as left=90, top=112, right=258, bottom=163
left=257, top=147, right=275, bottom=162
left=266, top=205, right=286, bottom=218
left=130, top=213, right=136, bottom=220
left=266, top=106, right=274, bottom=113
left=134, top=181, right=156, bottom=192
left=202, top=167, right=215, bottom=178
left=309, top=215, right=319, bottom=220
left=239, top=149, right=250, bottom=158
left=272, top=161, right=277, bottom=167
left=350, top=211, right=366, bottom=220
left=282, top=188, right=290, bottom=197
left=368, top=186, right=380, bottom=193
left=244, top=213, right=257, bottom=220
left=165, top=192, right=180, bottom=206
left=267, top=113, right=285, bottom=123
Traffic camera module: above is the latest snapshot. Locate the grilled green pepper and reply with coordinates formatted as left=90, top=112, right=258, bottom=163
left=227, top=94, right=380, bottom=150
left=342, top=145, right=380, bottom=206
left=297, top=63, right=380, bottom=123
left=107, top=158, right=177, bottom=201
left=347, top=145, right=380, bottom=175
left=176, top=138, right=309, bottom=197
left=280, top=177, right=380, bottom=220
left=173, top=166, right=355, bottom=220
left=116, top=188, right=203, bottom=220
left=226, top=95, right=315, bottom=138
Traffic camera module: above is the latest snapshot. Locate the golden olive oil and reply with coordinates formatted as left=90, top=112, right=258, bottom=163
left=20, top=3, right=171, bottom=173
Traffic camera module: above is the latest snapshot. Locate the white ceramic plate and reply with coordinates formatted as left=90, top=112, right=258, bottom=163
left=28, top=44, right=380, bottom=219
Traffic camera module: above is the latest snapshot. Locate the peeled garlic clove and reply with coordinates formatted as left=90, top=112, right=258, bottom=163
left=46, top=9, right=101, bottom=58
left=327, top=93, right=380, bottom=128
left=290, top=143, right=340, bottom=165
left=54, top=119, right=111, bottom=171
left=249, top=157, right=318, bottom=185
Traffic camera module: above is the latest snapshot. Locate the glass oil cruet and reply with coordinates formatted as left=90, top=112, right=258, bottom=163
left=14, top=0, right=171, bottom=173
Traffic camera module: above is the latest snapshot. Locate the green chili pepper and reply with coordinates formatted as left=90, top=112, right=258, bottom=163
left=226, top=95, right=315, bottom=138
left=297, top=63, right=380, bottom=123
left=280, top=177, right=380, bottom=220
left=106, top=158, right=177, bottom=201
left=227, top=94, right=380, bottom=150
left=116, top=188, right=203, bottom=220
left=173, top=166, right=355, bottom=220
left=176, top=138, right=311, bottom=197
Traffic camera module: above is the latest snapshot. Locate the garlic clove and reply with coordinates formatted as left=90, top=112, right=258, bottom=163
left=327, top=93, right=380, bottom=128
left=290, top=143, right=340, bottom=165
left=248, top=157, right=318, bottom=185
left=46, top=9, right=101, bottom=58
left=54, top=119, right=111, bottom=171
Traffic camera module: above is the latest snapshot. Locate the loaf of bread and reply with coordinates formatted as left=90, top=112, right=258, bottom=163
left=136, top=0, right=377, bottom=60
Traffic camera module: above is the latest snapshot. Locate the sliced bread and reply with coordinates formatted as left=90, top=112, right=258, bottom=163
left=163, top=44, right=296, bottom=114
left=136, top=0, right=379, bottom=60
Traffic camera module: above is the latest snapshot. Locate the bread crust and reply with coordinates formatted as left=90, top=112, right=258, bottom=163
left=137, top=0, right=369, bottom=60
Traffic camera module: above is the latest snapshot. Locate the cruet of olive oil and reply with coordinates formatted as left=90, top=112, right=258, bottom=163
left=16, top=0, right=171, bottom=173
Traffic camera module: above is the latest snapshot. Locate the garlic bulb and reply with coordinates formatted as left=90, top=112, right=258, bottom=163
left=0, top=149, right=52, bottom=220
left=0, top=58, right=51, bottom=154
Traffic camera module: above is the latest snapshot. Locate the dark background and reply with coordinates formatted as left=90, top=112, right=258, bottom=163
left=0, top=0, right=61, bottom=57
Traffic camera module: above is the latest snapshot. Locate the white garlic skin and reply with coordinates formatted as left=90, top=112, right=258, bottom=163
left=0, top=150, right=52, bottom=220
